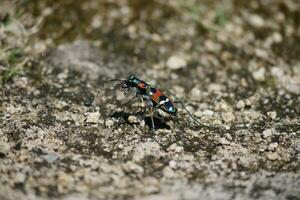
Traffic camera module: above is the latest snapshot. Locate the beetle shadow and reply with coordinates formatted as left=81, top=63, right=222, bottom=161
left=144, top=116, right=170, bottom=130
left=110, top=111, right=170, bottom=130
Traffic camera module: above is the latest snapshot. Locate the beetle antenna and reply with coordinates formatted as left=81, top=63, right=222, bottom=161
left=96, top=79, right=125, bottom=97
left=103, top=79, right=124, bottom=84
left=175, top=100, right=206, bottom=127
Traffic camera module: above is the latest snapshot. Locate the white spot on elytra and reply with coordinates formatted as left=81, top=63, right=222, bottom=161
left=159, top=98, right=169, bottom=105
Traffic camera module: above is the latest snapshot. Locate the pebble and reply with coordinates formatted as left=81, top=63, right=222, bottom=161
left=58, top=173, right=75, bottom=193
left=204, top=40, right=221, bottom=52
left=253, top=132, right=262, bottom=143
left=169, top=160, right=177, bottom=169
left=225, top=133, right=233, bottom=141
left=105, top=119, right=114, bottom=128
left=222, top=112, right=236, bottom=123
left=190, top=87, right=201, bottom=101
left=266, top=152, right=279, bottom=161
left=167, top=143, right=177, bottom=151
left=236, top=100, right=245, bottom=109
left=142, top=177, right=160, bottom=194
left=175, top=146, right=184, bottom=153
left=117, top=143, right=124, bottom=149
left=252, top=68, right=266, bottom=81
left=128, top=115, right=139, bottom=123
left=85, top=111, right=100, bottom=123
left=202, top=109, right=215, bottom=117
left=268, top=143, right=278, bottom=151
left=219, top=137, right=231, bottom=145
left=123, top=162, right=144, bottom=174
left=262, top=129, right=272, bottom=139
left=166, top=55, right=187, bottom=70
left=14, top=172, right=26, bottom=183
left=271, top=32, right=282, bottom=43
left=267, top=111, right=277, bottom=119
left=91, top=15, right=102, bottom=29
left=167, top=143, right=184, bottom=153
left=163, top=166, right=176, bottom=178
left=0, top=142, right=10, bottom=155
left=248, top=14, right=264, bottom=28
left=40, top=153, right=59, bottom=163
left=208, top=83, right=223, bottom=93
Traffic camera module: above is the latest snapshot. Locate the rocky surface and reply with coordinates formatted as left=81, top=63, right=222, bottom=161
left=1, top=0, right=300, bottom=200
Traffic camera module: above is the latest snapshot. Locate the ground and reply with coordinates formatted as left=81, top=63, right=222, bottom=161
left=0, top=0, right=299, bottom=200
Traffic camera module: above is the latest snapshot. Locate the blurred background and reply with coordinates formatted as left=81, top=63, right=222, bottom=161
left=1, top=0, right=300, bottom=94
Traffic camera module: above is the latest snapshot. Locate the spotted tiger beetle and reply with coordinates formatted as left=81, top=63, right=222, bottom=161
left=104, top=75, right=201, bottom=132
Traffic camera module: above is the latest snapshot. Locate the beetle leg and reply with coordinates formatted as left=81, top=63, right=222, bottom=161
left=143, top=96, right=155, bottom=133
left=174, top=100, right=204, bottom=126
left=149, top=106, right=155, bottom=133
left=139, top=97, right=147, bottom=114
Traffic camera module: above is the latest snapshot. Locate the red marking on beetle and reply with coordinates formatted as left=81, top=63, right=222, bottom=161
left=151, top=89, right=163, bottom=103
left=138, top=82, right=146, bottom=89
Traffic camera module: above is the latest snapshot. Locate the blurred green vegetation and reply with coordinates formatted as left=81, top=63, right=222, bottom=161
left=0, top=3, right=27, bottom=85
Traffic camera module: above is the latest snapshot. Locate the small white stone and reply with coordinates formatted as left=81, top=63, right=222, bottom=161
left=248, top=14, right=264, bottom=28
left=219, top=137, right=230, bottom=145
left=222, top=112, right=235, bottom=123
left=202, top=109, right=214, bottom=116
left=236, top=100, right=245, bottom=109
left=262, top=129, right=272, bottom=139
left=208, top=83, right=223, bottom=93
left=127, top=115, right=138, bottom=123
left=139, top=120, right=145, bottom=127
left=268, top=142, right=278, bottom=151
left=166, top=55, right=187, bottom=70
left=267, top=111, right=277, bottom=119
left=272, top=32, right=282, bottom=43
left=167, top=143, right=183, bottom=153
left=190, top=87, right=201, bottom=101
left=225, top=133, right=233, bottom=141
left=85, top=112, right=100, bottom=123
left=204, top=40, right=221, bottom=52
left=163, top=166, right=176, bottom=178
left=55, top=100, right=68, bottom=110
left=255, top=48, right=268, bottom=59
left=41, top=153, right=59, bottom=163
left=105, top=119, right=114, bottom=128
left=0, top=142, right=10, bottom=155
left=194, top=110, right=203, bottom=118
left=175, top=146, right=184, bottom=153
left=142, top=177, right=160, bottom=193
left=123, top=162, right=144, bottom=174
left=14, top=173, right=26, bottom=183
left=169, top=160, right=177, bottom=169
left=117, top=143, right=124, bottom=149
left=58, top=173, right=75, bottom=193
left=167, top=143, right=178, bottom=151
left=245, top=99, right=252, bottom=106
left=252, top=68, right=266, bottom=81
left=91, top=15, right=102, bottom=29
left=173, top=85, right=185, bottom=97
left=271, top=66, right=284, bottom=77
left=266, top=152, right=278, bottom=161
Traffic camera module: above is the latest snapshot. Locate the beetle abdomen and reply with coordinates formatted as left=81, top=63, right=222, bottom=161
left=147, top=87, right=177, bottom=115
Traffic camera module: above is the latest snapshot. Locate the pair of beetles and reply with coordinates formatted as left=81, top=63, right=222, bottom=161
left=104, top=75, right=201, bottom=132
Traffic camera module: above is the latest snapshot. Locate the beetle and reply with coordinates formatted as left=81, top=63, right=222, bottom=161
left=103, top=75, right=201, bottom=132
